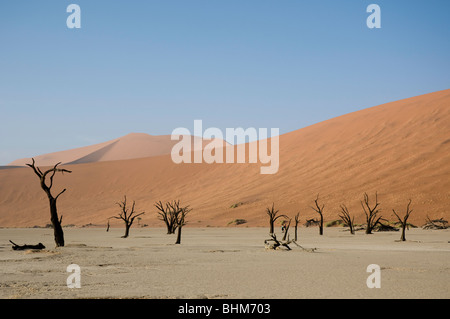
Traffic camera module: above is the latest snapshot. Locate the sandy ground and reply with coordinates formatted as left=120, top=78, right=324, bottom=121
left=0, top=227, right=448, bottom=299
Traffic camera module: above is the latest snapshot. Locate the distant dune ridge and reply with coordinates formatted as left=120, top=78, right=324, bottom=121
left=0, top=90, right=449, bottom=228
left=7, top=133, right=228, bottom=167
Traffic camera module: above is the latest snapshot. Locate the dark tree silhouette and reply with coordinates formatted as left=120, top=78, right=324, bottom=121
left=110, top=196, right=145, bottom=238
left=266, top=203, right=287, bottom=235
left=9, top=240, right=45, bottom=251
left=175, top=205, right=191, bottom=244
left=155, top=200, right=181, bottom=234
left=361, top=192, right=382, bottom=234
left=282, top=217, right=292, bottom=241
left=339, top=204, right=355, bottom=235
left=294, top=212, right=300, bottom=241
left=26, top=158, right=72, bottom=247
left=155, top=200, right=191, bottom=243
left=423, top=216, right=448, bottom=230
left=392, top=199, right=413, bottom=241
left=310, top=194, right=325, bottom=235
left=265, top=233, right=292, bottom=250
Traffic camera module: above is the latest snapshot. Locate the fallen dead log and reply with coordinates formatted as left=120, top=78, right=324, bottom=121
left=304, top=218, right=320, bottom=227
left=9, top=240, right=45, bottom=251
left=264, top=234, right=291, bottom=250
left=374, top=222, right=399, bottom=232
left=422, top=217, right=448, bottom=230
left=264, top=234, right=316, bottom=252
left=291, top=240, right=317, bottom=253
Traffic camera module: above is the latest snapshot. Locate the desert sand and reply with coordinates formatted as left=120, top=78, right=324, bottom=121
left=0, top=90, right=449, bottom=300
left=0, top=227, right=448, bottom=299
left=0, top=90, right=449, bottom=228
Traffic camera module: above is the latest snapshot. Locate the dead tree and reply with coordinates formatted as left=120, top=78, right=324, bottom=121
left=339, top=204, right=355, bottom=235
left=264, top=234, right=292, bottom=250
left=26, top=158, right=72, bottom=247
left=266, top=203, right=287, bottom=235
left=175, top=205, right=191, bottom=244
left=10, top=240, right=45, bottom=251
left=110, top=196, right=145, bottom=238
left=392, top=200, right=413, bottom=241
left=264, top=234, right=316, bottom=252
left=282, top=217, right=292, bottom=241
left=294, top=212, right=300, bottom=241
left=375, top=219, right=398, bottom=232
left=155, top=200, right=181, bottom=234
left=422, top=216, right=448, bottom=229
left=155, top=200, right=191, bottom=243
left=304, top=218, right=320, bottom=227
left=310, top=194, right=325, bottom=235
left=361, top=192, right=382, bottom=234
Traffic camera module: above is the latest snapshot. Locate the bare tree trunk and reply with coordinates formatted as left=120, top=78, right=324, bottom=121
left=294, top=212, right=300, bottom=242
left=175, top=226, right=182, bottom=244
left=282, top=218, right=291, bottom=241
left=393, top=199, right=413, bottom=242
left=123, top=223, right=131, bottom=238
left=319, top=215, right=323, bottom=236
left=266, top=203, right=287, bottom=235
left=49, top=198, right=64, bottom=247
left=311, top=195, right=325, bottom=236
left=362, top=192, right=382, bottom=234
left=339, top=204, right=355, bottom=235
left=175, top=204, right=191, bottom=244
left=400, top=225, right=406, bottom=241
left=9, top=240, right=45, bottom=250
left=26, top=159, right=71, bottom=247
left=111, top=196, right=145, bottom=239
left=269, top=221, right=274, bottom=235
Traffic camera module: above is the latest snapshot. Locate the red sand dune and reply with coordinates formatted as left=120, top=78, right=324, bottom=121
left=0, top=90, right=449, bottom=228
left=7, top=133, right=227, bottom=167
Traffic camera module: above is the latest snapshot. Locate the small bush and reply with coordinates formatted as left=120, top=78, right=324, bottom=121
left=326, top=220, right=344, bottom=227
left=228, top=219, right=247, bottom=226
left=230, top=202, right=244, bottom=208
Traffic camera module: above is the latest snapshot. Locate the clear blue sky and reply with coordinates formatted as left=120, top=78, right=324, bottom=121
left=0, top=0, right=449, bottom=165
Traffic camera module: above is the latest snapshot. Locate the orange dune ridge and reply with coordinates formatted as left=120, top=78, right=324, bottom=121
left=7, top=133, right=228, bottom=167
left=0, top=89, right=449, bottom=228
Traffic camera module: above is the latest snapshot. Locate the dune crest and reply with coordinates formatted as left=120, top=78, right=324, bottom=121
left=7, top=133, right=229, bottom=167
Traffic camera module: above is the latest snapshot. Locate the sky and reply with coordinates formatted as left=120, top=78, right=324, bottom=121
left=0, top=0, right=449, bottom=165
